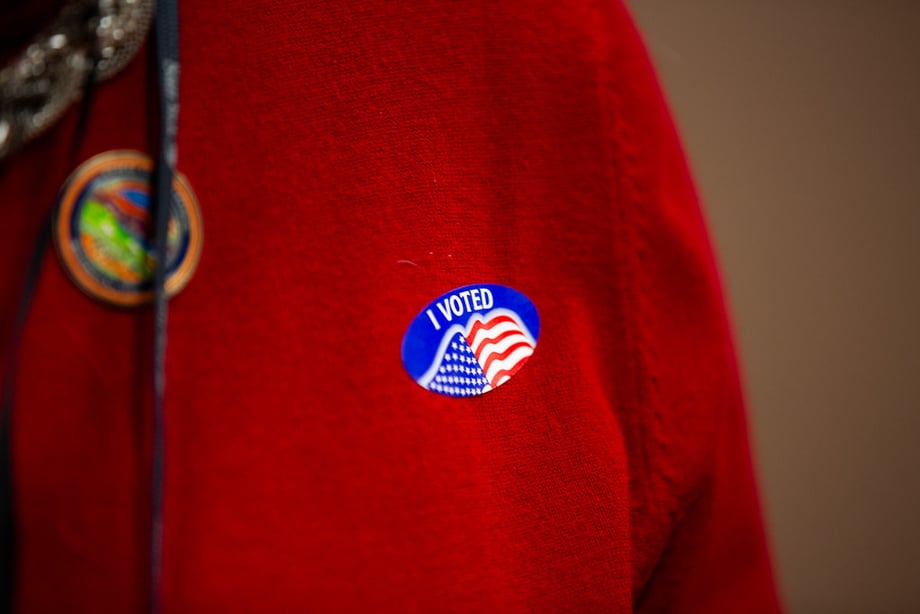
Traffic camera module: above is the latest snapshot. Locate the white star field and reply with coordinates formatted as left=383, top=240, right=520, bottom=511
left=429, top=338, right=489, bottom=396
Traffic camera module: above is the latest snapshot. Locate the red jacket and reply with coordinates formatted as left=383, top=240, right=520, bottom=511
left=1, top=1, right=782, bottom=611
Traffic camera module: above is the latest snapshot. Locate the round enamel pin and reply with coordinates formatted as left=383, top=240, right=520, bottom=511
left=401, top=284, right=540, bottom=398
left=54, top=150, right=203, bottom=307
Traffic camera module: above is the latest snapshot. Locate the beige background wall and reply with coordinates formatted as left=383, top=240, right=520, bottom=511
left=627, top=2, right=920, bottom=613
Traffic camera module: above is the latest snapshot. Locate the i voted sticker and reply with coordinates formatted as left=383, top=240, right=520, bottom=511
left=401, top=284, right=540, bottom=398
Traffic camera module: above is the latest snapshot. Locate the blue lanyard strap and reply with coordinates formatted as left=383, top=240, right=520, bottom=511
left=0, top=217, right=51, bottom=612
left=0, top=1, right=180, bottom=610
left=151, top=0, right=180, bottom=612
left=0, top=52, right=103, bottom=614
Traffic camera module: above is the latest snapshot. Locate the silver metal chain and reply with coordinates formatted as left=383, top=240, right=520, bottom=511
left=0, top=0, right=153, bottom=162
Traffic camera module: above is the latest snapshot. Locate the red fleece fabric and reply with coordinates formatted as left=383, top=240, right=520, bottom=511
left=0, top=1, right=783, bottom=612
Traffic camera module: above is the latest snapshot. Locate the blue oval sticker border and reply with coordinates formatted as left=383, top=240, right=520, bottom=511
left=401, top=284, right=540, bottom=398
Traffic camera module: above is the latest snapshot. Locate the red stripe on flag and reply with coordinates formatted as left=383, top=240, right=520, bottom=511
left=466, top=315, right=517, bottom=341
left=480, top=341, right=534, bottom=376
left=488, top=362, right=529, bottom=387
left=471, top=329, right=523, bottom=361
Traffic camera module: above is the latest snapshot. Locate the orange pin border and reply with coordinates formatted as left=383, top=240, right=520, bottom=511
left=54, top=150, right=203, bottom=307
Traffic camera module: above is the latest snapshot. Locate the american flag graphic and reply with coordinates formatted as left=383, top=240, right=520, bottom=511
left=425, top=332, right=491, bottom=397
left=419, top=309, right=536, bottom=397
